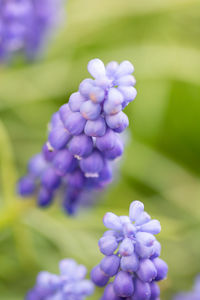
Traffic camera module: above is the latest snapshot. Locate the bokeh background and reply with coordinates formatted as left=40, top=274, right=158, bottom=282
left=0, top=0, right=200, bottom=299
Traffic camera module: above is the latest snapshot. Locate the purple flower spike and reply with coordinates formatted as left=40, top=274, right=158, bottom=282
left=0, top=0, right=64, bottom=63
left=26, top=258, right=94, bottom=300
left=18, top=59, right=137, bottom=214
left=91, top=200, right=168, bottom=300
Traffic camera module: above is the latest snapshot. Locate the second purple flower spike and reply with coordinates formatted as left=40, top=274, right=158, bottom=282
left=91, top=200, right=168, bottom=300
left=18, top=59, right=137, bottom=215
left=26, top=258, right=94, bottom=300
left=0, top=0, right=64, bottom=62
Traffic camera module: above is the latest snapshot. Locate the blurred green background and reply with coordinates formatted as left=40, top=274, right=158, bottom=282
left=0, top=0, right=200, bottom=299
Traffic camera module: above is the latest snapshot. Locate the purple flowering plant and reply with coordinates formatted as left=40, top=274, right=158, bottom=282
left=18, top=58, right=137, bottom=214
left=91, top=200, right=168, bottom=300
left=26, top=258, right=94, bottom=300
left=0, top=0, right=63, bottom=62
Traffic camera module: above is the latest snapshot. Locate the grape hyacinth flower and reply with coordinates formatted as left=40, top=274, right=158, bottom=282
left=26, top=258, right=94, bottom=300
left=91, top=200, right=168, bottom=300
left=18, top=59, right=137, bottom=214
left=0, top=0, right=64, bottom=62
left=173, top=275, right=200, bottom=300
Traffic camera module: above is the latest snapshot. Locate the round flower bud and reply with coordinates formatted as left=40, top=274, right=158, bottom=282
left=96, top=129, right=117, bottom=152
left=152, top=258, right=168, bottom=281
left=42, top=144, right=57, bottom=162
left=140, top=220, right=161, bottom=235
left=28, top=154, right=47, bottom=177
left=79, top=78, right=94, bottom=97
left=98, top=236, right=118, bottom=256
left=66, top=170, right=85, bottom=189
left=69, top=92, right=85, bottom=112
left=103, top=212, right=122, bottom=231
left=135, top=212, right=151, bottom=226
left=41, top=167, right=61, bottom=190
left=59, top=104, right=71, bottom=124
left=100, top=255, right=120, bottom=277
left=84, top=116, right=106, bottom=137
left=101, top=283, right=122, bottom=300
left=120, top=253, right=139, bottom=273
left=68, top=134, right=93, bottom=158
left=104, top=137, right=124, bottom=160
left=48, top=127, right=71, bottom=150
left=113, top=271, right=134, bottom=297
left=63, top=111, right=86, bottom=136
left=114, top=61, right=134, bottom=78
left=53, top=150, right=74, bottom=176
left=118, top=86, right=137, bottom=103
left=80, top=150, right=104, bottom=176
left=133, top=279, right=151, bottom=300
left=88, top=58, right=106, bottom=79
left=150, top=282, right=160, bottom=299
left=106, top=61, right=119, bottom=77
left=80, top=100, right=101, bottom=120
left=136, top=259, right=157, bottom=283
left=151, top=241, right=161, bottom=259
left=114, top=75, right=136, bottom=86
left=37, top=188, right=53, bottom=207
left=17, top=176, right=35, bottom=196
left=129, top=201, right=144, bottom=222
left=106, top=111, right=129, bottom=133
left=90, top=265, right=109, bottom=287
left=89, top=86, right=105, bottom=103
left=119, top=238, right=134, bottom=256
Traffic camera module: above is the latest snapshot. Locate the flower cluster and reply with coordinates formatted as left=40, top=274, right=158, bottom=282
left=91, top=200, right=168, bottom=300
left=173, top=275, right=200, bottom=300
left=26, top=258, right=94, bottom=300
left=0, top=0, right=63, bottom=62
left=18, top=59, right=137, bottom=214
